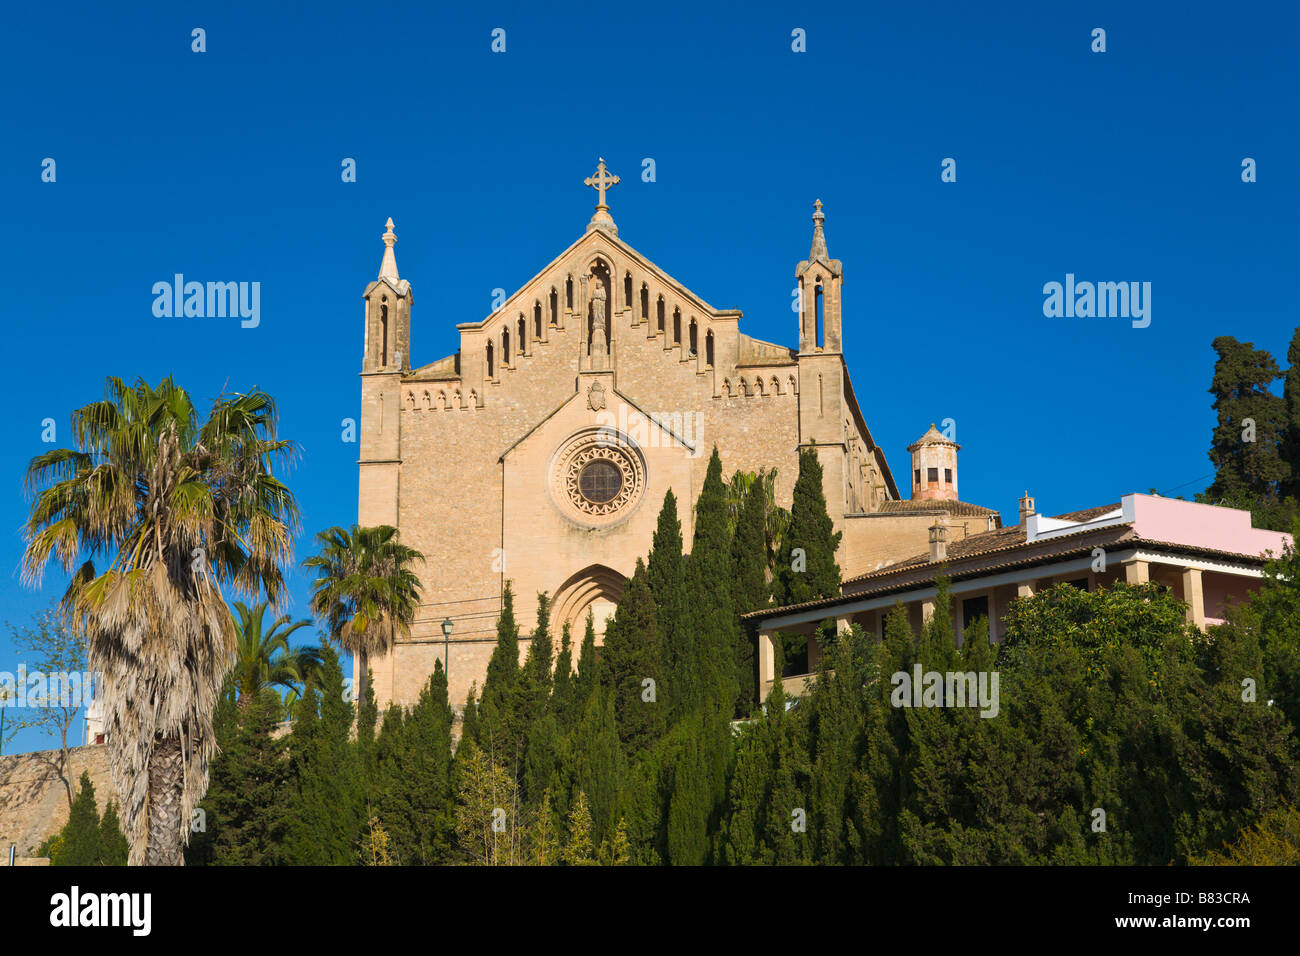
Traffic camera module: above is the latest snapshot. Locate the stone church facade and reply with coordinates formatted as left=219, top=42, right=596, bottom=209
left=356, top=162, right=998, bottom=711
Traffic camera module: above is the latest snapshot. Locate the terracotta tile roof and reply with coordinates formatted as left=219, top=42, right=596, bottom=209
left=874, top=499, right=1000, bottom=518
left=847, top=503, right=1123, bottom=581
left=739, top=503, right=1277, bottom=623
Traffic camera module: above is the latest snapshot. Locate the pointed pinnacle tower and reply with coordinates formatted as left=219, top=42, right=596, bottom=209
left=378, top=217, right=399, bottom=281
left=809, top=199, right=828, bottom=261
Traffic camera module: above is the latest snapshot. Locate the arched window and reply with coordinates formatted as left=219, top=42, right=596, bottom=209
left=640, top=284, right=649, bottom=322
left=486, top=342, right=494, bottom=379
left=657, top=297, right=665, bottom=333
left=503, top=328, right=511, bottom=366
left=566, top=277, right=573, bottom=311
left=705, top=330, right=714, bottom=367
left=624, top=272, right=632, bottom=312
left=518, top=316, right=527, bottom=356
left=534, top=302, right=543, bottom=339
left=380, top=298, right=389, bottom=366
left=815, top=281, right=824, bottom=348
left=688, top=319, right=697, bottom=356
left=550, top=289, right=558, bottom=326
left=673, top=308, right=681, bottom=345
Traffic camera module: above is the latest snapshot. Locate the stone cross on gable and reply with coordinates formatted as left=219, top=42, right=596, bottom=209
left=584, top=159, right=620, bottom=211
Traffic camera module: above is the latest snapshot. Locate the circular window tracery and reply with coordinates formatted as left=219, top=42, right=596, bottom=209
left=579, top=459, right=623, bottom=504
left=551, top=430, right=646, bottom=525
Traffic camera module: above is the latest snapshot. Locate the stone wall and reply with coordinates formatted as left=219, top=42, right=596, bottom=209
left=0, top=744, right=111, bottom=856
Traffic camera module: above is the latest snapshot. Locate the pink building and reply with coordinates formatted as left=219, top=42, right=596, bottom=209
left=746, top=493, right=1294, bottom=700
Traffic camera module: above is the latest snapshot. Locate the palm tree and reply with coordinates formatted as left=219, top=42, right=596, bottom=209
left=229, top=600, right=319, bottom=709
left=727, top=469, right=792, bottom=573
left=302, top=524, right=424, bottom=709
left=22, top=376, right=298, bottom=865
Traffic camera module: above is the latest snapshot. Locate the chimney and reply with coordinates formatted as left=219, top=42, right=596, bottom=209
left=928, top=520, right=948, bottom=563
left=1019, top=491, right=1036, bottom=525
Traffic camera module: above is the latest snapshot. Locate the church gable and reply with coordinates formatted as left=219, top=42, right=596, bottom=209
left=355, top=165, right=933, bottom=714
left=450, top=223, right=734, bottom=395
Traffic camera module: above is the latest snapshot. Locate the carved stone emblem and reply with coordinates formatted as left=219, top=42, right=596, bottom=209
left=587, top=380, right=607, bottom=411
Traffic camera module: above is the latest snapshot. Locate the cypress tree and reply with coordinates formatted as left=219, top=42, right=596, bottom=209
left=773, top=446, right=843, bottom=671
left=775, top=446, right=843, bottom=607
left=482, top=581, right=522, bottom=709
left=686, top=447, right=740, bottom=713
left=524, top=591, right=554, bottom=688
left=601, top=559, right=664, bottom=752
left=284, top=643, right=363, bottom=865
left=98, top=800, right=129, bottom=866
left=51, top=772, right=101, bottom=866
left=520, top=593, right=563, bottom=806
left=375, top=662, right=457, bottom=864
left=1203, top=336, right=1291, bottom=527
left=551, top=622, right=575, bottom=723
left=573, top=611, right=600, bottom=706
left=477, top=582, right=522, bottom=762
left=570, top=684, right=626, bottom=845
left=1283, top=325, right=1300, bottom=501
left=196, top=688, right=288, bottom=866
left=647, top=490, right=692, bottom=716
left=460, top=685, right=480, bottom=746
left=730, top=471, right=771, bottom=715
left=666, top=713, right=712, bottom=865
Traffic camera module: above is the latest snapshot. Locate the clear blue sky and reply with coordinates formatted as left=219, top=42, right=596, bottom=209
left=1, top=1, right=1296, bottom=753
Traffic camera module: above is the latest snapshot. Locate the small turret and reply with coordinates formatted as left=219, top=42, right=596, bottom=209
left=908, top=424, right=959, bottom=502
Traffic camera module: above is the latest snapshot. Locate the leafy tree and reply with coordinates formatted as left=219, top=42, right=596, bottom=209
left=22, top=376, right=300, bottom=865
left=525, top=787, right=561, bottom=866
left=1193, top=803, right=1300, bottom=865
left=562, top=791, right=597, bottom=865
left=455, top=740, right=523, bottom=865
left=359, top=814, right=395, bottom=865
left=5, top=602, right=89, bottom=808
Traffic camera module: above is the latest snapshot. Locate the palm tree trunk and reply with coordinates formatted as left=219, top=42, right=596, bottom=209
left=145, top=733, right=186, bottom=866
left=358, top=649, right=369, bottom=710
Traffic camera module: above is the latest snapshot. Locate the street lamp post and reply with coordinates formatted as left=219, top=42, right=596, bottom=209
left=441, top=617, right=453, bottom=678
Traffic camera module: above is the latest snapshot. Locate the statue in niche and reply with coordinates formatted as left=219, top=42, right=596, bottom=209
left=591, top=281, right=608, bottom=355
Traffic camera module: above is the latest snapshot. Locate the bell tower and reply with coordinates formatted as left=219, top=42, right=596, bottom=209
left=359, top=218, right=411, bottom=534
left=363, top=218, right=411, bottom=373
left=795, top=200, right=849, bottom=556
left=796, top=200, right=842, bottom=354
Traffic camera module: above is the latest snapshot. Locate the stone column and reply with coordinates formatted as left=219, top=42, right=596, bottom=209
left=1182, top=567, right=1206, bottom=629
left=987, top=588, right=998, bottom=644
left=1125, top=560, right=1150, bottom=585
left=757, top=628, right=777, bottom=700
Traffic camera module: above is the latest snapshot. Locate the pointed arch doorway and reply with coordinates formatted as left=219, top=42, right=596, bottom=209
left=550, top=564, right=625, bottom=651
